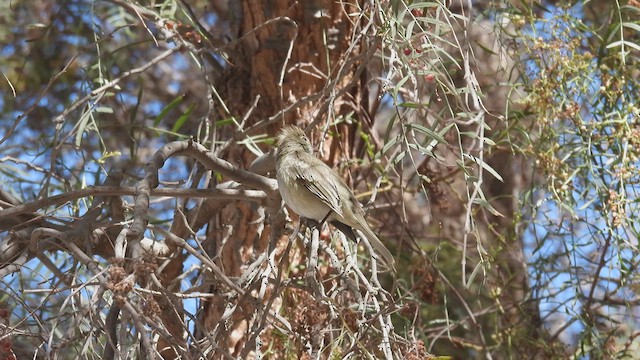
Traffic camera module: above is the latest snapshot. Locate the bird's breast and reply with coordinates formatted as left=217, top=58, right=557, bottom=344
left=277, top=173, right=332, bottom=221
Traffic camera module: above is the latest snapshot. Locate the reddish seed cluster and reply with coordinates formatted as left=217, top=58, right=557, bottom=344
left=404, top=47, right=423, bottom=55
left=402, top=42, right=435, bottom=83
left=402, top=6, right=432, bottom=64
left=165, top=21, right=202, bottom=45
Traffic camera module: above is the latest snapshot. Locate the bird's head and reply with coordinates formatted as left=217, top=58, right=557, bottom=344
left=277, top=126, right=313, bottom=155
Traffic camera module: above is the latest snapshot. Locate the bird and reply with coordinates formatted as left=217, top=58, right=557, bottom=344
left=275, top=125, right=395, bottom=267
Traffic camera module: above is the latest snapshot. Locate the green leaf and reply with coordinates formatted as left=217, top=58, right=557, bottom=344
left=147, top=127, right=190, bottom=139
left=95, top=106, right=113, bottom=113
left=398, top=102, right=424, bottom=108
left=171, top=103, right=195, bottom=133
left=238, top=134, right=269, bottom=157
left=408, top=142, right=432, bottom=156
left=75, top=108, right=93, bottom=147
left=406, top=123, right=448, bottom=144
left=214, top=118, right=234, bottom=127
left=129, top=84, right=143, bottom=125
left=378, top=133, right=399, bottom=159
left=464, top=154, right=504, bottom=183
left=393, top=150, right=406, bottom=164
left=622, top=22, right=640, bottom=33
left=606, top=40, right=640, bottom=52
left=473, top=198, right=504, bottom=217
left=154, top=94, right=186, bottom=126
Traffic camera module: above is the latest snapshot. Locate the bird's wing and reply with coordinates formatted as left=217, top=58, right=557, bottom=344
left=292, top=156, right=343, bottom=217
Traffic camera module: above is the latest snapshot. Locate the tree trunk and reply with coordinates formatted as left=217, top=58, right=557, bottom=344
left=200, top=1, right=369, bottom=357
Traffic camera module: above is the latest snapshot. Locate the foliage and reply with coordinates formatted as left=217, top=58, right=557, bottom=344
left=516, top=2, right=640, bottom=358
left=0, top=0, right=638, bottom=359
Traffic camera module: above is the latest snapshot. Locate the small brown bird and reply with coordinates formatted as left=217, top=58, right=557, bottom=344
left=275, top=126, right=395, bottom=267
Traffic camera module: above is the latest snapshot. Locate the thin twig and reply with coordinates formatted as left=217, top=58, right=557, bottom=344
left=0, top=186, right=267, bottom=222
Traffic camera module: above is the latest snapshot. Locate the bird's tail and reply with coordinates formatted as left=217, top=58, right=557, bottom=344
left=357, top=225, right=395, bottom=269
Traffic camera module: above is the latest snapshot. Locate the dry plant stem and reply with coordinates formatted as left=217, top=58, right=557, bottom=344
left=213, top=95, right=262, bottom=157
left=296, top=223, right=396, bottom=358
left=305, top=5, right=380, bottom=129
left=433, top=268, right=493, bottom=359
left=180, top=141, right=277, bottom=191
left=53, top=47, right=180, bottom=125
left=147, top=273, right=177, bottom=303
left=242, top=253, right=269, bottom=292
left=151, top=223, right=292, bottom=348
left=49, top=277, right=108, bottom=357
left=28, top=227, right=74, bottom=254
left=0, top=186, right=266, bottom=223
left=35, top=253, right=71, bottom=286
left=348, top=265, right=395, bottom=357
left=150, top=226, right=242, bottom=294
left=339, top=248, right=369, bottom=309
left=0, top=156, right=66, bottom=184
left=135, top=287, right=222, bottom=299
left=376, top=296, right=394, bottom=360
left=424, top=302, right=502, bottom=349
left=0, top=24, right=138, bottom=146
left=359, top=231, right=382, bottom=276
left=305, top=224, right=324, bottom=298
left=126, top=297, right=192, bottom=359
left=178, top=163, right=208, bottom=232
left=461, top=111, right=487, bottom=288
left=583, top=233, right=613, bottom=325
left=240, top=221, right=298, bottom=359
left=321, top=240, right=362, bottom=304
left=31, top=225, right=183, bottom=359
left=0, top=253, right=27, bottom=279
left=121, top=301, right=156, bottom=359
left=129, top=139, right=277, bottom=240
left=117, top=313, right=128, bottom=359
left=113, top=227, right=128, bottom=259
left=359, top=239, right=395, bottom=359
left=305, top=223, right=360, bottom=305
left=197, top=301, right=239, bottom=357
left=61, top=240, right=157, bottom=358
left=102, top=304, right=121, bottom=360
left=248, top=36, right=381, bottom=136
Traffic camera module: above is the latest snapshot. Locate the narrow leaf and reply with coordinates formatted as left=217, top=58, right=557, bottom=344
left=155, top=94, right=186, bottom=126
left=171, top=103, right=195, bottom=133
